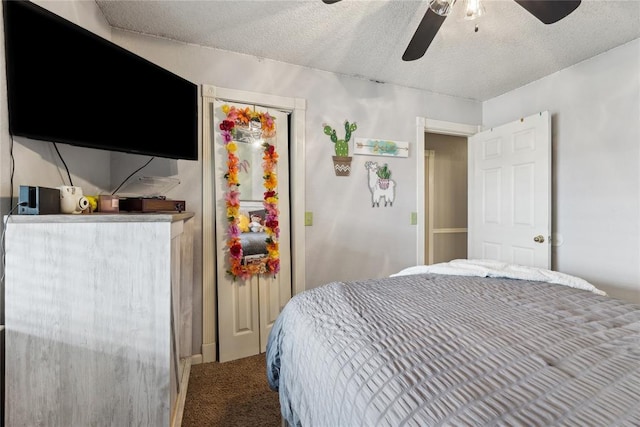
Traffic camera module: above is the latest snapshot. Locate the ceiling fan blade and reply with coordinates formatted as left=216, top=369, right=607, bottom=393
left=322, top=0, right=342, bottom=4
left=402, top=8, right=447, bottom=61
left=514, top=0, right=581, bottom=24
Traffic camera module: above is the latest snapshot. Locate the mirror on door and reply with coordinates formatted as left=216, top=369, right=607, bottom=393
left=219, top=104, right=280, bottom=279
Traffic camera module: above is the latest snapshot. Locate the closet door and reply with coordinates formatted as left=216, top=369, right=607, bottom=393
left=214, top=100, right=291, bottom=362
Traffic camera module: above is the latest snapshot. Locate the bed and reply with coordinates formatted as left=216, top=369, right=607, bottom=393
left=266, top=260, right=640, bottom=426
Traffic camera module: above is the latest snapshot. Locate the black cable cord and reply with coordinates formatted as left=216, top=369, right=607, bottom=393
left=9, top=136, right=15, bottom=205
left=111, top=157, right=155, bottom=195
left=1, top=202, right=26, bottom=283
left=53, top=142, right=73, bottom=187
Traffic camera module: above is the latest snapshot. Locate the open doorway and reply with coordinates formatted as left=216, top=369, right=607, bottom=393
left=424, top=133, right=468, bottom=264
left=414, top=117, right=479, bottom=266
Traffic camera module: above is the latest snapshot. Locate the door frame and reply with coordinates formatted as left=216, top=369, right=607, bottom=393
left=424, top=149, right=435, bottom=265
left=415, top=117, right=479, bottom=265
left=201, top=85, right=306, bottom=363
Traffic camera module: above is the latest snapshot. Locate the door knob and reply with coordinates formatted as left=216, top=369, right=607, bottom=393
left=533, top=235, right=545, bottom=243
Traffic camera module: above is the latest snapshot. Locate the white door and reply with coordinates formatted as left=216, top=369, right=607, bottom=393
left=468, top=111, right=551, bottom=268
left=214, top=100, right=292, bottom=362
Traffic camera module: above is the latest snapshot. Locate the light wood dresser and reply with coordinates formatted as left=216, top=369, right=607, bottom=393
left=4, top=212, right=194, bottom=426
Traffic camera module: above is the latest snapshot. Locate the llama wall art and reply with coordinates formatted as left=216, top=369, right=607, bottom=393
left=365, top=161, right=396, bottom=207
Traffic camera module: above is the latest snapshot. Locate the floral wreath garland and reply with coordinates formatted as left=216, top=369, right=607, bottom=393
left=219, top=105, right=280, bottom=280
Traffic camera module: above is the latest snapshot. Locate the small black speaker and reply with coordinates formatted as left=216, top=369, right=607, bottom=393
left=18, top=186, right=60, bottom=215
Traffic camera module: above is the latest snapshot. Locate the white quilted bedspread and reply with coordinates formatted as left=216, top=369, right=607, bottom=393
left=267, top=273, right=640, bottom=427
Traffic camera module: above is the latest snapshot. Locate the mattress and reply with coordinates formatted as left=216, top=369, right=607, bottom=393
left=266, top=272, right=640, bottom=426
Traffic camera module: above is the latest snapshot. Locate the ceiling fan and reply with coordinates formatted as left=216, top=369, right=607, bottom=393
left=322, top=0, right=581, bottom=61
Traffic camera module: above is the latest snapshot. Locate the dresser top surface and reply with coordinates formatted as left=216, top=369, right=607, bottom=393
left=5, top=211, right=195, bottom=224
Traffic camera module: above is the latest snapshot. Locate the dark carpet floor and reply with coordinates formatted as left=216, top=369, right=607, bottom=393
left=182, top=353, right=281, bottom=427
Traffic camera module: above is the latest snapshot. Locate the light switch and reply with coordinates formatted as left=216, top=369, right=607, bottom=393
left=410, top=212, right=417, bottom=225
left=305, top=211, right=313, bottom=226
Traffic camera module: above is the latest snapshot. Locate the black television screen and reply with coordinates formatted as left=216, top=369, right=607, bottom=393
left=3, top=0, right=198, bottom=160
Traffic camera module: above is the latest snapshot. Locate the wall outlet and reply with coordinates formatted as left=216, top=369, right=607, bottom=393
left=410, top=212, right=417, bottom=225
left=305, top=211, right=313, bottom=226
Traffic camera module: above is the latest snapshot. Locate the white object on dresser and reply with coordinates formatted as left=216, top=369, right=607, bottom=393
left=4, top=212, right=194, bottom=427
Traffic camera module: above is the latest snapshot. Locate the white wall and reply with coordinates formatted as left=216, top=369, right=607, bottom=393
left=482, top=39, right=640, bottom=303
left=108, top=29, right=482, bottom=353
left=110, top=29, right=481, bottom=283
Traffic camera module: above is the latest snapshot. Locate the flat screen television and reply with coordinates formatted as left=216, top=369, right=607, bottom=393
left=3, top=0, right=198, bottom=160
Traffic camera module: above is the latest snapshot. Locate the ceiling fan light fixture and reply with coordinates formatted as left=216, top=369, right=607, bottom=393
left=429, top=0, right=457, bottom=17
left=463, top=0, right=485, bottom=20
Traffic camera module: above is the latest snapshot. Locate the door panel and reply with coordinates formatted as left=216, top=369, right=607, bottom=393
left=259, top=108, right=292, bottom=353
left=233, top=278, right=257, bottom=334
left=513, top=246, right=535, bottom=266
left=482, top=168, right=501, bottom=224
left=469, top=111, right=551, bottom=268
left=482, top=241, right=501, bottom=260
left=259, top=274, right=285, bottom=353
left=513, top=163, right=534, bottom=226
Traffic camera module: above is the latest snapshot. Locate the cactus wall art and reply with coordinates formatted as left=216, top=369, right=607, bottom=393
left=323, top=121, right=357, bottom=176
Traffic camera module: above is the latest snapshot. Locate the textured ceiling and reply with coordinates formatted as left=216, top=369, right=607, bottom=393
left=96, top=0, right=640, bottom=101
